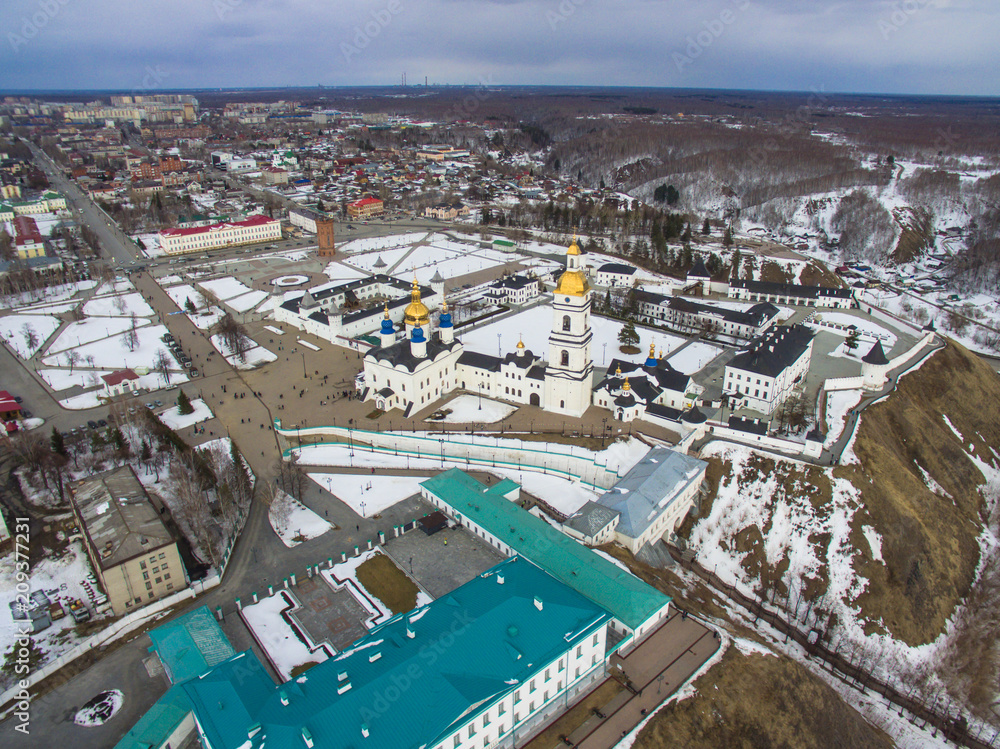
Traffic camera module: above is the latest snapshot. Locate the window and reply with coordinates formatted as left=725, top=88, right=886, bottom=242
left=562, top=315, right=571, bottom=332
left=514, top=691, right=521, bottom=704
left=560, top=350, right=569, bottom=366
left=142, top=571, right=149, bottom=580
left=593, top=633, right=599, bottom=645
left=152, top=567, right=159, bottom=574
left=529, top=679, right=536, bottom=692
left=576, top=645, right=583, bottom=658
left=498, top=704, right=506, bottom=716
left=166, top=583, right=174, bottom=590
left=140, top=561, right=146, bottom=570
left=145, top=581, right=153, bottom=590
left=155, top=577, right=161, bottom=584
left=454, top=737, right=461, bottom=748
left=158, top=552, right=166, bottom=559
left=545, top=669, right=550, bottom=680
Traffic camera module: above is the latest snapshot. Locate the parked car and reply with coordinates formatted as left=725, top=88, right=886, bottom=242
left=87, top=420, right=98, bottom=430
left=97, top=419, right=107, bottom=427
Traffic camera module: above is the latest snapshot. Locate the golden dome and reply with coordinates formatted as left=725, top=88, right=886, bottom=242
left=403, top=278, right=430, bottom=326
left=516, top=339, right=525, bottom=349
left=441, top=298, right=449, bottom=313
left=649, top=342, right=656, bottom=358
left=383, top=304, right=390, bottom=320
left=623, top=377, right=631, bottom=391
left=615, top=364, right=622, bottom=377
left=567, top=239, right=580, bottom=256
left=555, top=269, right=590, bottom=297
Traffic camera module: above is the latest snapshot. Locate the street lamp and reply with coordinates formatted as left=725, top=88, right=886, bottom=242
left=496, top=333, right=502, bottom=358
left=603, top=342, right=607, bottom=365
left=301, top=352, right=307, bottom=378
left=602, top=417, right=608, bottom=447
left=478, top=381, right=483, bottom=410
left=438, top=438, right=444, bottom=468
left=360, top=499, right=366, bottom=517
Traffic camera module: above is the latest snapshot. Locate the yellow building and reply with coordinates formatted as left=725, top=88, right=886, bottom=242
left=70, top=466, right=187, bottom=616
left=347, top=196, right=384, bottom=219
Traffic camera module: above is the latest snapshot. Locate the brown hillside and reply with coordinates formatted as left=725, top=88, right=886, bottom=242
left=632, top=649, right=893, bottom=749
left=843, top=340, right=1000, bottom=645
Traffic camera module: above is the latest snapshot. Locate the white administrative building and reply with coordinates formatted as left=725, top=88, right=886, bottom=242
left=158, top=214, right=281, bottom=255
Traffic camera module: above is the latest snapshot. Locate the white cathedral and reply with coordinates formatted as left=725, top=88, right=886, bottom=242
left=359, top=238, right=595, bottom=418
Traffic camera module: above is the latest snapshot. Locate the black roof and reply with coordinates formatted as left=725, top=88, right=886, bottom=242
left=367, top=337, right=460, bottom=372
left=598, top=262, right=636, bottom=275
left=727, top=325, right=814, bottom=378
left=490, top=274, right=537, bottom=291
left=728, top=415, right=768, bottom=435
left=644, top=403, right=682, bottom=422
left=731, top=279, right=853, bottom=299
left=660, top=296, right=780, bottom=328
left=861, top=340, right=889, bottom=365
left=458, top=350, right=502, bottom=373
left=687, top=257, right=710, bottom=279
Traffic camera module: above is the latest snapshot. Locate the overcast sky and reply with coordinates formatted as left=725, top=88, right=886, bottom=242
left=1, top=0, right=997, bottom=96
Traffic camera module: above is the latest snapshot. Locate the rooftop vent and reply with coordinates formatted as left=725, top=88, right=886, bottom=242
left=533, top=596, right=543, bottom=611
left=248, top=723, right=262, bottom=739
left=496, top=573, right=505, bottom=585
left=361, top=723, right=370, bottom=738
left=337, top=681, right=352, bottom=695
left=368, top=651, right=381, bottom=663
left=280, top=689, right=289, bottom=706
left=302, top=726, right=314, bottom=748
left=338, top=670, right=348, bottom=682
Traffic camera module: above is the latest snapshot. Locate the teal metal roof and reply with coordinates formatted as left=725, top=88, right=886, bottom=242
left=421, top=469, right=671, bottom=631
left=147, top=605, right=236, bottom=684
left=183, top=556, right=610, bottom=749
left=113, top=684, right=192, bottom=749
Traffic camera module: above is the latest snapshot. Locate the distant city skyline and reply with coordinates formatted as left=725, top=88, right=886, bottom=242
left=1, top=0, right=998, bottom=97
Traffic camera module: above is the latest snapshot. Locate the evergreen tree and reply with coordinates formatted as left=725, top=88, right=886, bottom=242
left=702, top=218, right=711, bottom=235
left=723, top=226, right=734, bottom=247
left=845, top=330, right=861, bottom=352
left=177, top=389, right=194, bottom=415
left=618, top=321, right=640, bottom=349
left=50, top=427, right=66, bottom=456
left=140, top=439, right=152, bottom=463
left=681, top=222, right=692, bottom=244
left=730, top=248, right=742, bottom=280
left=665, top=185, right=680, bottom=206
left=185, top=296, right=197, bottom=314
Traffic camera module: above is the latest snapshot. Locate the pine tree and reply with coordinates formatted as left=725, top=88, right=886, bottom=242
left=681, top=222, right=692, bottom=244
left=731, top=248, right=742, bottom=280
left=723, top=226, right=734, bottom=247
left=177, top=389, right=194, bottom=415
left=702, top=218, right=711, bottom=235
left=185, top=296, right=197, bottom=314
left=50, top=426, right=66, bottom=456
left=618, top=321, right=640, bottom=350
left=845, top=330, right=861, bottom=352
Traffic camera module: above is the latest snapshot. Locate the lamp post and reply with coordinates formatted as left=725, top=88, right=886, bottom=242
left=602, top=417, right=608, bottom=448
left=496, top=333, right=501, bottom=358
left=603, top=342, right=607, bottom=365
left=301, top=351, right=306, bottom=378
left=478, top=381, right=482, bottom=410
left=438, top=438, right=444, bottom=468
left=360, top=499, right=366, bottom=517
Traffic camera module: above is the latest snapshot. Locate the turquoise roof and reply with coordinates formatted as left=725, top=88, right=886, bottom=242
left=421, top=469, right=671, bottom=631
left=147, top=605, right=236, bottom=684
left=113, top=684, right=192, bottom=749
left=182, top=556, right=610, bottom=749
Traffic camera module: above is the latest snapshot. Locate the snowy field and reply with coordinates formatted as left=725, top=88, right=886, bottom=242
left=159, top=398, right=214, bottom=430
left=210, top=334, right=277, bottom=369
left=824, top=390, right=864, bottom=447
left=337, top=232, right=428, bottom=255
left=436, top=394, right=517, bottom=423
left=39, top=367, right=110, bottom=391
left=0, top=280, right=97, bottom=310
left=227, top=290, right=268, bottom=313
left=241, top=591, right=330, bottom=680
left=292, top=436, right=649, bottom=516
left=198, top=276, right=254, bottom=301
left=340, top=233, right=514, bottom=284
left=0, top=313, right=62, bottom=358
left=268, top=489, right=332, bottom=547
left=309, top=473, right=424, bottom=517
left=460, top=305, right=690, bottom=366
left=807, top=311, right=898, bottom=345
left=48, top=315, right=149, bottom=353
left=666, top=341, right=723, bottom=374
left=83, top=292, right=153, bottom=318
left=42, top=324, right=171, bottom=370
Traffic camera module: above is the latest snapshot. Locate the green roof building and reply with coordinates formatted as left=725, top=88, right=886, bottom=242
left=420, top=469, right=672, bottom=647
left=178, top=556, right=613, bottom=749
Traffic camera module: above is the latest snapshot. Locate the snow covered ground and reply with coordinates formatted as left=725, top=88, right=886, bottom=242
left=0, top=280, right=97, bottom=310
left=666, top=341, right=723, bottom=374
left=435, top=394, right=517, bottom=423
left=0, top=540, right=109, bottom=679
left=226, top=290, right=268, bottom=313
left=198, top=276, right=254, bottom=301
left=39, top=367, right=110, bottom=391
left=461, top=305, right=689, bottom=368
left=241, top=591, right=330, bottom=680
left=824, top=390, right=864, bottom=447
left=321, top=549, right=432, bottom=631
left=47, top=316, right=149, bottom=353
left=41, top=324, right=171, bottom=370
left=268, top=489, right=332, bottom=547
left=291, top=435, right=651, bottom=516
left=210, top=334, right=277, bottom=369
left=159, top=398, right=214, bottom=430
left=806, top=311, right=898, bottom=345
left=0, top=313, right=62, bottom=358
left=83, top=292, right=153, bottom=318
left=308, top=473, right=424, bottom=517
left=337, top=232, right=428, bottom=255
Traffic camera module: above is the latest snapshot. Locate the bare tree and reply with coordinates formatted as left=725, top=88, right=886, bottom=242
left=153, top=348, right=172, bottom=384
left=65, top=349, right=82, bottom=373
left=20, top=323, right=38, bottom=355
left=214, top=313, right=251, bottom=362
left=121, top=315, right=139, bottom=352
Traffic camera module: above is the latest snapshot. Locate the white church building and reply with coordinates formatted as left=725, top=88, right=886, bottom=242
left=359, top=239, right=596, bottom=418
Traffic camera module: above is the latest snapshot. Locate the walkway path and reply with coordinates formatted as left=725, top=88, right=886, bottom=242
left=526, top=611, right=720, bottom=749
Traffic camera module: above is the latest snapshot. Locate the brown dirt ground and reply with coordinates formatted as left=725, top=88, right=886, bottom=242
left=800, top=260, right=846, bottom=288
left=356, top=552, right=419, bottom=614
left=844, top=340, right=1000, bottom=646
left=631, top=648, right=893, bottom=749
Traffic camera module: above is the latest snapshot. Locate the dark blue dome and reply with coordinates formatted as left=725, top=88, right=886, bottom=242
left=411, top=326, right=426, bottom=343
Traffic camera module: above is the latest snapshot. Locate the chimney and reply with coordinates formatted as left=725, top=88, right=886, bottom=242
left=361, top=724, right=370, bottom=738
left=533, top=596, right=543, bottom=611
left=302, top=727, right=315, bottom=748
left=497, top=573, right=505, bottom=585
left=280, top=689, right=289, bottom=706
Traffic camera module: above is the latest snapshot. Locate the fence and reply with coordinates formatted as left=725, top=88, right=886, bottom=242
left=275, top=423, right=633, bottom=491
left=669, top=549, right=995, bottom=748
